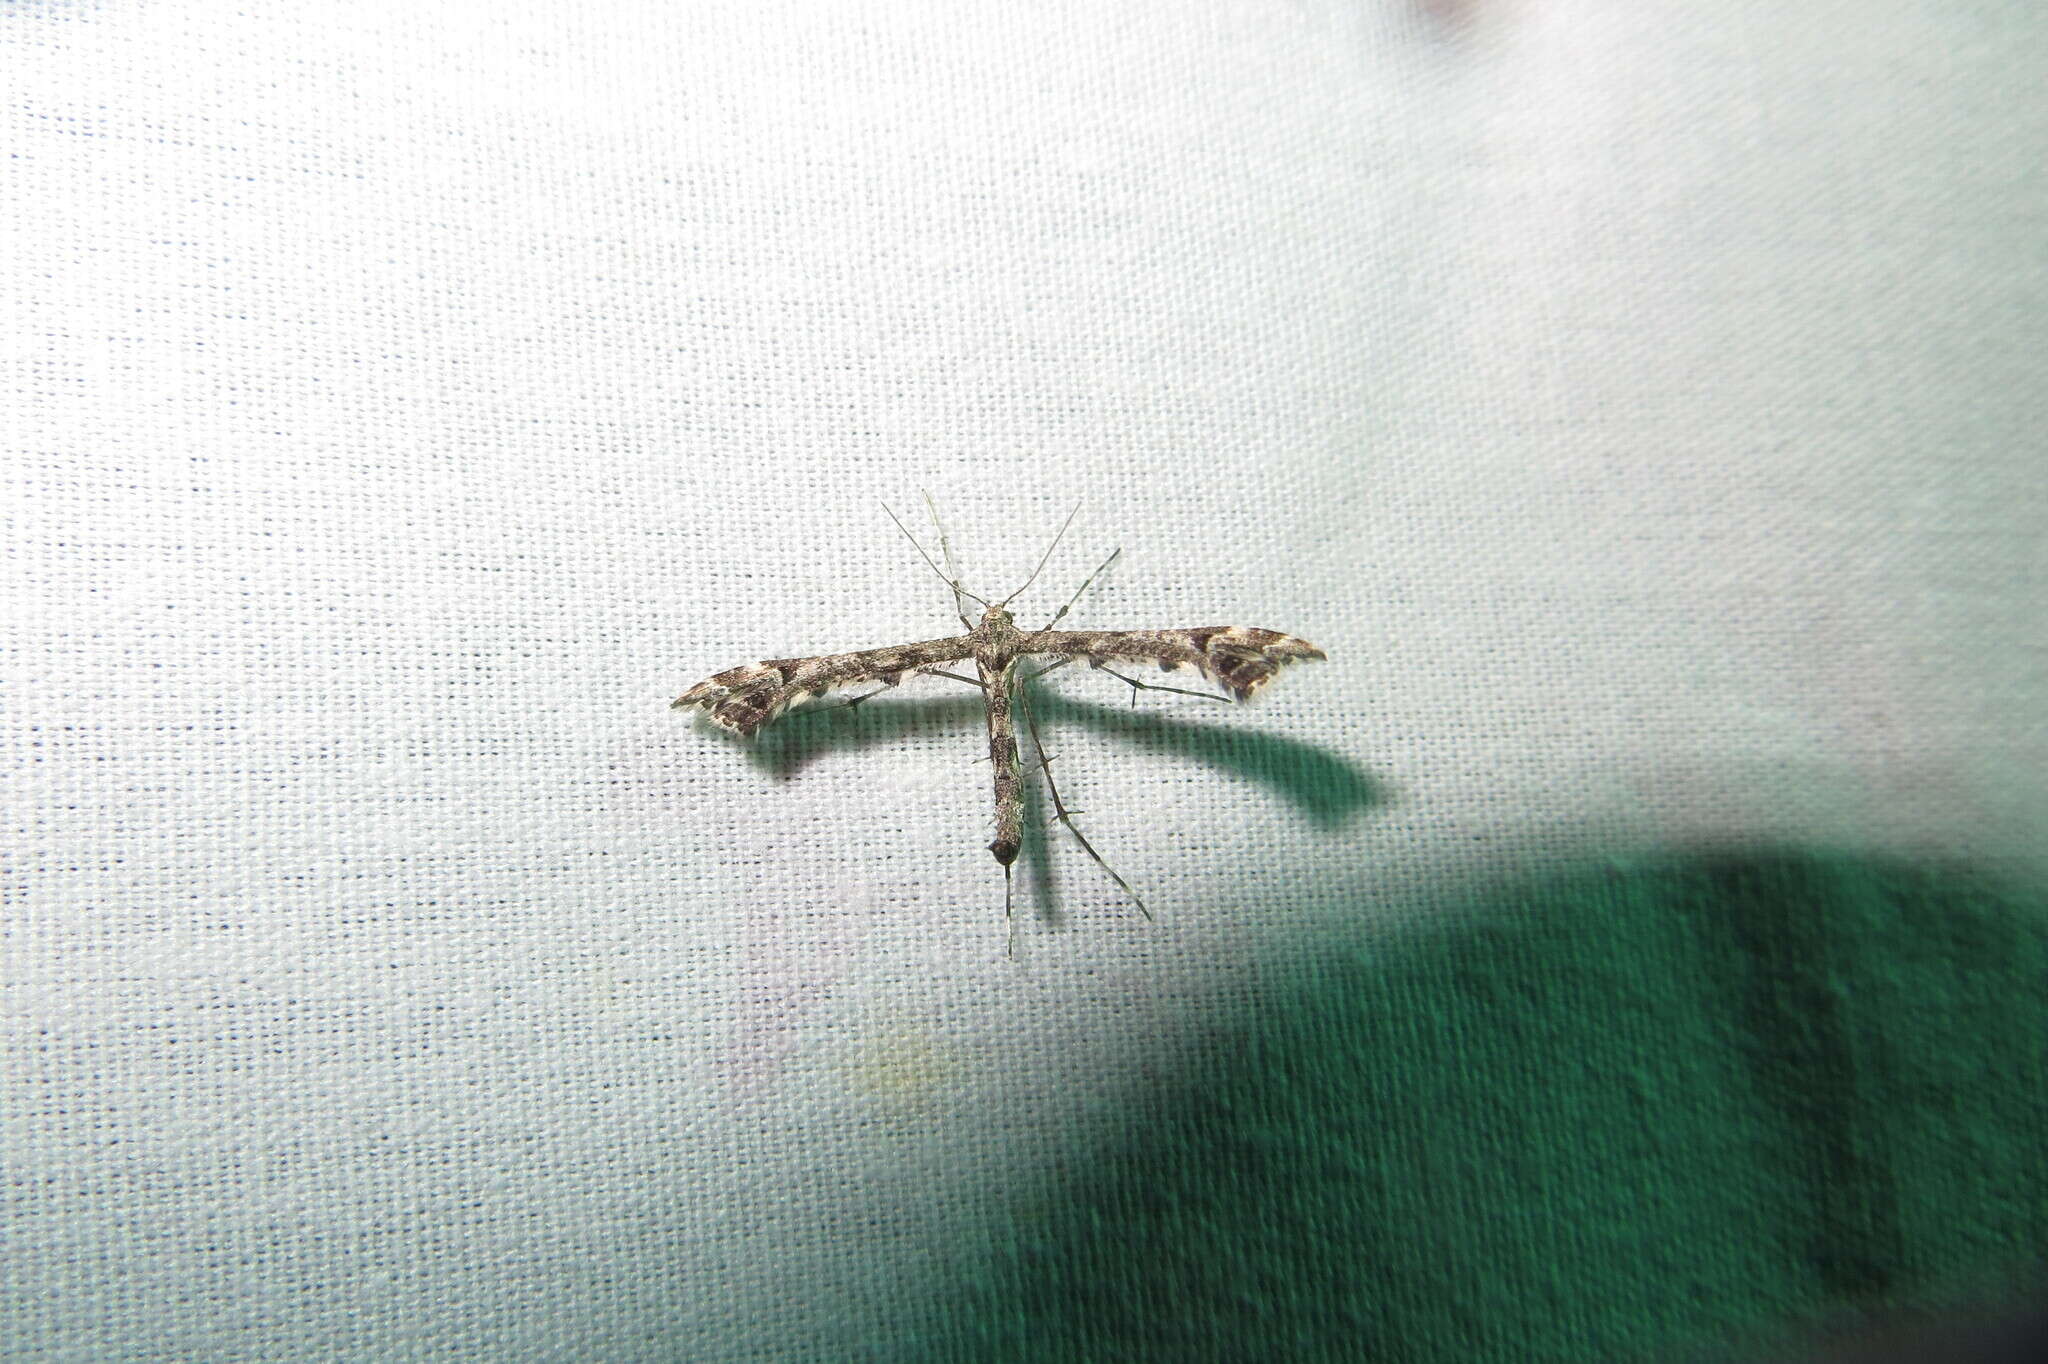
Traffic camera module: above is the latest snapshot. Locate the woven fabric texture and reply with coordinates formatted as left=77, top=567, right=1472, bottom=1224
left=6, top=2, right=2044, bottom=1359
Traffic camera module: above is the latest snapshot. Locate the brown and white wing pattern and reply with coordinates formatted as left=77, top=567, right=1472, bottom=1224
left=672, top=635, right=975, bottom=737
left=1037, top=626, right=1325, bottom=701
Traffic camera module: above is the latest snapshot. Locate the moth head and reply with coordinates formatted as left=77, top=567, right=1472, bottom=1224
left=981, top=604, right=1015, bottom=630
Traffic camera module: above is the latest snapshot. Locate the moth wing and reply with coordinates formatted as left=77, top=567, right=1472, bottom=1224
left=672, top=635, right=976, bottom=737
left=1040, top=626, right=1325, bottom=701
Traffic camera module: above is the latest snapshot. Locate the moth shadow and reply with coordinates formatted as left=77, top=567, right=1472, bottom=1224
left=729, top=687, right=990, bottom=780
left=1026, top=687, right=1384, bottom=831
left=1017, top=684, right=1383, bottom=932
left=719, top=679, right=1383, bottom=830
left=695, top=674, right=1381, bottom=937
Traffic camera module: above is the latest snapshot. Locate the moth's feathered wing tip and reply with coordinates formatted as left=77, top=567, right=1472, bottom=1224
left=1276, top=640, right=1327, bottom=671
left=1226, top=637, right=1324, bottom=702
left=671, top=680, right=722, bottom=709
left=676, top=705, right=761, bottom=739
left=671, top=692, right=751, bottom=734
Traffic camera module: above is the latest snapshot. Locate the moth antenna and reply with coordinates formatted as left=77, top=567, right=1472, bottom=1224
left=1039, top=546, right=1122, bottom=631
left=1000, top=503, right=1080, bottom=608
left=882, top=498, right=987, bottom=627
left=924, top=491, right=991, bottom=624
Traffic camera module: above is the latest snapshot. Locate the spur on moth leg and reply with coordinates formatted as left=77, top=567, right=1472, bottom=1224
left=671, top=498, right=1325, bottom=952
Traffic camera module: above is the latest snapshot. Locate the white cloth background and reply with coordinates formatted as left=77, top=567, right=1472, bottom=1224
left=5, top=1, right=2043, bottom=1358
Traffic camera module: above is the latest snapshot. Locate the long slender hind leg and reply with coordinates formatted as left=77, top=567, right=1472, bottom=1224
left=1023, top=656, right=1229, bottom=709
left=825, top=667, right=988, bottom=716
left=1016, top=677, right=1152, bottom=922
left=1093, top=665, right=1232, bottom=707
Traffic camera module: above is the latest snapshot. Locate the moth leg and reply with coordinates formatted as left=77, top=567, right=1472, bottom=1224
left=828, top=667, right=987, bottom=716
left=1017, top=657, right=1077, bottom=684
left=1022, top=656, right=1223, bottom=707
left=917, top=668, right=988, bottom=690
left=1093, top=664, right=1234, bottom=708
left=827, top=686, right=894, bottom=714
left=1016, top=678, right=1152, bottom=922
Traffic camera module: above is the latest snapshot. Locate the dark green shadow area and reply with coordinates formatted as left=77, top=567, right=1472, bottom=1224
left=877, top=849, right=2048, bottom=1363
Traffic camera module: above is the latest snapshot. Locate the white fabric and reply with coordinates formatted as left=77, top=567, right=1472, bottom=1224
left=6, top=1, right=2043, bottom=1358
